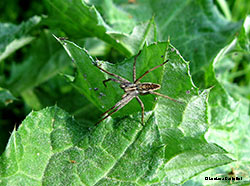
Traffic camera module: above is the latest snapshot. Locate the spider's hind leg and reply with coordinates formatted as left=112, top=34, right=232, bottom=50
left=150, top=91, right=183, bottom=104
left=95, top=92, right=136, bottom=125
left=136, top=96, right=144, bottom=125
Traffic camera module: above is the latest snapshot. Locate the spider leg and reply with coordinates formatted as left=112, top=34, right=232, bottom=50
left=136, top=96, right=144, bottom=125
left=95, top=104, right=125, bottom=125
left=100, top=104, right=116, bottom=117
left=135, top=59, right=169, bottom=83
left=133, top=50, right=142, bottom=82
left=95, top=93, right=136, bottom=125
left=100, top=94, right=127, bottom=117
left=96, top=65, right=130, bottom=83
left=150, top=91, right=183, bottom=104
left=103, top=78, right=122, bottom=87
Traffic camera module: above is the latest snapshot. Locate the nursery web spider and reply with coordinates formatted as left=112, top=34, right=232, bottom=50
left=95, top=51, right=182, bottom=125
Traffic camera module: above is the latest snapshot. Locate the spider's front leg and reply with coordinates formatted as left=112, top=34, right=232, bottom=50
left=102, top=78, right=121, bottom=87
left=133, top=50, right=142, bottom=82
left=96, top=64, right=130, bottom=83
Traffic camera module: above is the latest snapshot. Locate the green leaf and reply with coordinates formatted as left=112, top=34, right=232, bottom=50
left=185, top=98, right=250, bottom=185
left=1, top=39, right=233, bottom=185
left=108, top=17, right=157, bottom=55
left=0, top=1, right=247, bottom=185
left=0, top=16, right=41, bottom=62
left=216, top=0, right=232, bottom=20
left=53, top=38, right=232, bottom=184
left=57, top=38, right=191, bottom=118
left=205, top=64, right=239, bottom=127
left=34, top=74, right=101, bottom=122
left=236, top=17, right=250, bottom=53
left=185, top=100, right=250, bottom=185
left=44, top=0, right=156, bottom=56
left=95, top=0, right=137, bottom=33
left=0, top=87, right=16, bottom=106
left=184, top=16, right=250, bottom=186
left=89, top=0, right=242, bottom=81
left=0, top=101, right=232, bottom=185
left=0, top=106, right=141, bottom=185
left=204, top=15, right=250, bottom=128
left=6, top=31, right=70, bottom=97
left=158, top=0, right=242, bottom=73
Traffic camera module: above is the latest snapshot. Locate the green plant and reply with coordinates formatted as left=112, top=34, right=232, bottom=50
left=0, top=0, right=249, bottom=185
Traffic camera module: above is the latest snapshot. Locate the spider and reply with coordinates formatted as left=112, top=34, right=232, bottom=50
left=95, top=51, right=182, bottom=125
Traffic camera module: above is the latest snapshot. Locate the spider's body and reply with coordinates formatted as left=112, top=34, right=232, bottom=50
left=136, top=83, right=161, bottom=94
left=95, top=51, right=182, bottom=125
left=120, top=82, right=160, bottom=95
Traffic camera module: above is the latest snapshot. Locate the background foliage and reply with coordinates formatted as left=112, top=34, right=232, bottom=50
left=0, top=0, right=249, bottom=185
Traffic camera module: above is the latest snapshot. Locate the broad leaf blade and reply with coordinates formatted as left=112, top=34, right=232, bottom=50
left=0, top=106, right=142, bottom=185
left=0, top=103, right=232, bottom=185
left=154, top=0, right=242, bottom=73
left=0, top=40, right=233, bottom=186
left=57, top=38, right=187, bottom=118
left=44, top=0, right=156, bottom=56
left=56, top=38, right=233, bottom=184
left=184, top=16, right=250, bottom=186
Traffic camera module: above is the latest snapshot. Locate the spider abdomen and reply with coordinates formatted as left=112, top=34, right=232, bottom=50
left=138, top=83, right=161, bottom=94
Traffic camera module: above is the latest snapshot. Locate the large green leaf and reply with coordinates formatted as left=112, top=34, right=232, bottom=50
left=184, top=16, right=250, bottom=186
left=183, top=97, right=250, bottom=186
left=153, top=0, right=242, bottom=74
left=88, top=0, right=242, bottom=76
left=0, top=107, right=90, bottom=185
left=58, top=38, right=193, bottom=118
left=204, top=16, right=250, bottom=129
left=44, top=0, right=156, bottom=56
left=3, top=38, right=229, bottom=184
left=0, top=1, right=248, bottom=185
left=0, top=16, right=41, bottom=62
left=44, top=0, right=243, bottom=89
left=0, top=102, right=232, bottom=186
left=0, top=38, right=233, bottom=185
